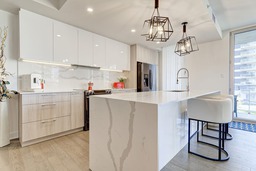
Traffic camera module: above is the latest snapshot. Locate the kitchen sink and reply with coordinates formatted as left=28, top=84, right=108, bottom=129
left=165, top=90, right=187, bottom=92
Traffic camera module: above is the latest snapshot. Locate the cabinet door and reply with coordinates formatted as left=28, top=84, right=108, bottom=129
left=106, top=38, right=118, bottom=70
left=19, top=9, right=53, bottom=61
left=93, top=34, right=106, bottom=67
left=54, top=21, right=78, bottom=64
left=118, top=43, right=130, bottom=71
left=106, top=39, right=130, bottom=71
left=78, top=29, right=93, bottom=66
left=71, top=92, right=84, bottom=129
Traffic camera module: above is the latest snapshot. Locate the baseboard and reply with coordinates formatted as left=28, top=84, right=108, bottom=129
left=20, top=128, right=83, bottom=147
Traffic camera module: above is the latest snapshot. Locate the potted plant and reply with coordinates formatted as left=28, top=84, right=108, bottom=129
left=113, top=76, right=127, bottom=89
left=0, top=27, right=17, bottom=147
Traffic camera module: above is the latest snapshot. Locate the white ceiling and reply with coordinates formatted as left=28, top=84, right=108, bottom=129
left=209, top=0, right=256, bottom=31
left=0, top=0, right=255, bottom=50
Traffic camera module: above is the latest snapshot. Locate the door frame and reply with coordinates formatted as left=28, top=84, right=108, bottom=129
left=230, top=25, right=256, bottom=122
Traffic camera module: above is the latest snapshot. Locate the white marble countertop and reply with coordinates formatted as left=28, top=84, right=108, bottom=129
left=91, top=90, right=220, bottom=105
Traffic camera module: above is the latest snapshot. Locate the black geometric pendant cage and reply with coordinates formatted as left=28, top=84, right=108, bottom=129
left=175, top=22, right=199, bottom=56
left=141, top=0, right=174, bottom=42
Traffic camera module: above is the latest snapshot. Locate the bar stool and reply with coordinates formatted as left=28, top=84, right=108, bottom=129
left=187, top=97, right=232, bottom=161
left=200, top=94, right=234, bottom=140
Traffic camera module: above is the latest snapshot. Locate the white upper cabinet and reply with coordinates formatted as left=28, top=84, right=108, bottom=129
left=93, top=34, right=106, bottom=67
left=78, top=29, right=93, bottom=66
left=106, top=38, right=118, bottom=70
left=136, top=45, right=158, bottom=65
left=19, top=9, right=53, bottom=61
left=19, top=9, right=130, bottom=71
left=106, top=38, right=130, bottom=71
left=53, top=21, right=78, bottom=64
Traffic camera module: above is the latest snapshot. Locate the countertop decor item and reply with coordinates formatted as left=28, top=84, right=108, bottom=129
left=88, top=81, right=94, bottom=90
left=113, top=76, right=127, bottom=89
left=117, top=76, right=127, bottom=83
left=0, top=26, right=17, bottom=147
left=141, top=0, right=173, bottom=43
left=0, top=26, right=16, bottom=101
left=174, top=22, right=199, bottom=56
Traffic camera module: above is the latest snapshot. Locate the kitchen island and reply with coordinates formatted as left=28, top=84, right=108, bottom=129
left=89, top=90, right=219, bottom=171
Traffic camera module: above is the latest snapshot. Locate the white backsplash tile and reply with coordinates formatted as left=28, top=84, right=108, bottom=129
left=18, top=61, right=129, bottom=91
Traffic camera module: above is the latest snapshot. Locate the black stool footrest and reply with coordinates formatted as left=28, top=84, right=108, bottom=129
left=202, top=131, right=233, bottom=141
left=189, top=140, right=230, bottom=161
left=203, top=123, right=233, bottom=140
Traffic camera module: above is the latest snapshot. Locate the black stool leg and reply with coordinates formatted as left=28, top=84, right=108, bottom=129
left=222, top=124, right=225, bottom=149
left=218, top=124, right=222, bottom=160
left=197, top=121, right=199, bottom=142
left=188, top=118, right=191, bottom=153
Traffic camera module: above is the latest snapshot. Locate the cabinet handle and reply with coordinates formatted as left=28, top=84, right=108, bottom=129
left=42, top=94, right=57, bottom=97
left=41, top=119, right=56, bottom=124
left=41, top=103, right=56, bottom=107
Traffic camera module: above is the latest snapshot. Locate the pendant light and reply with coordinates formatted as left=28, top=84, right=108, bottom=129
left=141, top=0, right=173, bottom=42
left=175, top=22, right=199, bottom=56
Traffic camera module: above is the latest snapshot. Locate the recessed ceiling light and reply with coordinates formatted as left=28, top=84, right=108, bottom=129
left=156, top=41, right=160, bottom=44
left=131, top=29, right=136, bottom=33
left=87, top=7, right=94, bottom=12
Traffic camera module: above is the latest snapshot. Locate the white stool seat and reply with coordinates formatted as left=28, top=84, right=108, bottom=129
left=200, top=94, right=234, bottom=114
left=188, top=97, right=232, bottom=123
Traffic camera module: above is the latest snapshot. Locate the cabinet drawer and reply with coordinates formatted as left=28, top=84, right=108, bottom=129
left=22, top=116, right=71, bottom=142
left=38, top=93, right=70, bottom=103
left=22, top=101, right=71, bottom=123
left=22, top=94, right=39, bottom=105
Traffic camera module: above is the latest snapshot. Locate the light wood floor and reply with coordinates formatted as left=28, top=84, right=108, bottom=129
left=0, top=128, right=256, bottom=171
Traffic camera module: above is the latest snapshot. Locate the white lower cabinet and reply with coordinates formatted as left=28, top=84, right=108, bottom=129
left=19, top=92, right=84, bottom=147
left=71, top=92, right=84, bottom=129
left=22, top=116, right=71, bottom=142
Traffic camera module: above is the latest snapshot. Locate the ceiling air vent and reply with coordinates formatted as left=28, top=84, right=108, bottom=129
left=33, top=0, right=67, bottom=10
left=212, top=13, right=216, bottom=23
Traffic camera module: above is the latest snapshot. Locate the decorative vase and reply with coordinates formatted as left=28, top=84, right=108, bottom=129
left=0, top=101, right=10, bottom=147
left=113, top=82, right=125, bottom=89
left=0, top=48, right=3, bottom=58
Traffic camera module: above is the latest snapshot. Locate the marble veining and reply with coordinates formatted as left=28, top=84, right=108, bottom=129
left=105, top=99, right=136, bottom=171
left=106, top=99, right=118, bottom=171
left=119, top=101, right=135, bottom=171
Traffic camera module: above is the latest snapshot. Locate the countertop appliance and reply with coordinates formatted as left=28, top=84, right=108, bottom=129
left=84, top=89, right=112, bottom=131
left=21, top=74, right=42, bottom=92
left=137, top=62, right=156, bottom=92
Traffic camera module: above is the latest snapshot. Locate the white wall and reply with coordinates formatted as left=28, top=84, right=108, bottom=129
left=184, top=32, right=230, bottom=94
left=161, top=45, right=185, bottom=90
left=0, top=10, right=19, bottom=139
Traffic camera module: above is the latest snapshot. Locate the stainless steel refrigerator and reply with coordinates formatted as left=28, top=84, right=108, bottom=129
left=137, top=62, right=157, bottom=92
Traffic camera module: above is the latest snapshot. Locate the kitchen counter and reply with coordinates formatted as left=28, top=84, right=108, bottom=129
left=111, top=88, right=137, bottom=94
left=18, top=89, right=84, bottom=94
left=89, top=90, right=220, bottom=171
left=93, top=90, right=220, bottom=104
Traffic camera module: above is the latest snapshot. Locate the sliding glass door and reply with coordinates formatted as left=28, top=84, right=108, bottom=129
left=231, top=27, right=256, bottom=121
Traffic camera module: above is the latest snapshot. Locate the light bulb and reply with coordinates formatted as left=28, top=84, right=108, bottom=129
left=158, top=26, right=163, bottom=35
left=149, top=26, right=153, bottom=36
left=180, top=45, right=186, bottom=52
left=185, top=41, right=191, bottom=48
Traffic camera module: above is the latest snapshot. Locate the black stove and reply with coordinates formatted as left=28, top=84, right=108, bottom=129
left=84, top=89, right=112, bottom=131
